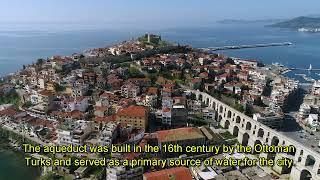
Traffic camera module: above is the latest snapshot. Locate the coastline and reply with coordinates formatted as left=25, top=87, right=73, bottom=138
left=0, top=27, right=319, bottom=179
left=0, top=138, right=41, bottom=180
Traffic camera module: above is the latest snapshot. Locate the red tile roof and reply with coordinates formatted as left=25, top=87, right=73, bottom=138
left=162, top=107, right=171, bottom=113
left=95, top=106, right=109, bottom=112
left=28, top=118, right=55, bottom=129
left=94, top=115, right=116, bottom=123
left=51, top=110, right=85, bottom=119
left=117, top=105, right=148, bottom=117
left=0, top=108, right=17, bottom=116
left=157, top=127, right=204, bottom=143
left=144, top=167, right=193, bottom=180
left=39, top=90, right=55, bottom=96
left=147, top=87, right=158, bottom=95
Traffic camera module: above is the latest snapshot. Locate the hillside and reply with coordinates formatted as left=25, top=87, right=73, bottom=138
left=268, top=16, right=320, bottom=29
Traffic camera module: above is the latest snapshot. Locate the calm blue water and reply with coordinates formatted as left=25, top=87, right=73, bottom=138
left=155, top=24, right=320, bottom=81
left=0, top=141, right=40, bottom=180
left=1, top=23, right=320, bottom=79
left=0, top=29, right=140, bottom=76
left=1, top=23, right=320, bottom=81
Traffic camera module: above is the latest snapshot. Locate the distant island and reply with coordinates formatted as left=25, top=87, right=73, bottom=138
left=268, top=16, right=320, bottom=32
left=217, top=19, right=283, bottom=24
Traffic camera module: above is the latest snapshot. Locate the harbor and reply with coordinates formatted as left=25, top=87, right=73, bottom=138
left=201, top=42, right=293, bottom=51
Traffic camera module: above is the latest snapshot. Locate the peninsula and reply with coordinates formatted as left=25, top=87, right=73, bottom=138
left=0, top=34, right=319, bottom=180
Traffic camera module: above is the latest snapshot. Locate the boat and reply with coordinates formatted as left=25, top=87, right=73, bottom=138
left=295, top=73, right=306, bottom=77
left=302, top=76, right=315, bottom=82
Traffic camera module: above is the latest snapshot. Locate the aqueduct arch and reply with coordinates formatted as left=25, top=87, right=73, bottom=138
left=300, top=169, right=312, bottom=180
left=242, top=133, right=250, bottom=146
left=257, top=128, right=264, bottom=138
left=224, top=120, right=230, bottom=130
left=246, top=121, right=252, bottom=130
left=233, top=126, right=239, bottom=137
left=271, top=136, right=280, bottom=146
left=305, top=155, right=316, bottom=167
left=253, top=140, right=262, bottom=154
left=236, top=116, right=241, bottom=123
left=227, top=110, right=232, bottom=119
left=190, top=90, right=320, bottom=179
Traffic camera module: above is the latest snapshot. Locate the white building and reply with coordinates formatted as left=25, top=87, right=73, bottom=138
left=106, top=166, right=143, bottom=180
left=312, top=80, right=320, bottom=95
left=298, top=103, right=311, bottom=118
left=38, top=78, right=46, bottom=89
left=307, top=114, right=319, bottom=129
left=144, top=94, right=157, bottom=107
left=121, top=83, right=140, bottom=98
left=57, top=120, right=94, bottom=145
left=62, top=96, right=89, bottom=112
left=99, top=122, right=119, bottom=146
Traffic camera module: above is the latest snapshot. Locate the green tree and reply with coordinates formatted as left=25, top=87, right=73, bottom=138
left=0, top=90, right=21, bottom=107
left=54, top=83, right=66, bottom=92
left=128, top=67, right=145, bottom=78
left=36, top=58, right=45, bottom=66
left=226, top=58, right=235, bottom=65
left=23, top=101, right=33, bottom=108
left=233, top=103, right=245, bottom=112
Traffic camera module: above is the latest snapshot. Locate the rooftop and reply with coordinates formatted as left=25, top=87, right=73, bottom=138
left=117, top=105, right=148, bottom=117
left=144, top=167, right=192, bottom=180
left=157, top=127, right=205, bottom=143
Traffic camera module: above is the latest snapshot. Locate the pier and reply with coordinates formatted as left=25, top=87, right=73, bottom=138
left=290, top=64, right=320, bottom=71
left=290, top=68, right=320, bottom=71
left=201, top=42, right=293, bottom=51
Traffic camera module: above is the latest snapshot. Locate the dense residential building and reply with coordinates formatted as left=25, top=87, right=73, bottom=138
left=106, top=166, right=143, bottom=180
left=57, top=120, right=95, bottom=145
left=116, top=105, right=149, bottom=130
left=61, top=96, right=89, bottom=112
left=144, top=87, right=158, bottom=107
left=121, top=82, right=140, bottom=98
left=0, top=34, right=311, bottom=180
left=99, top=122, right=119, bottom=146
left=71, top=84, right=89, bottom=97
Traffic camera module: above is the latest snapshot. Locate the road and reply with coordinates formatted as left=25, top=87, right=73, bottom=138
left=1, top=123, right=49, bottom=146
left=280, top=112, right=320, bottom=153
left=281, top=130, right=320, bottom=153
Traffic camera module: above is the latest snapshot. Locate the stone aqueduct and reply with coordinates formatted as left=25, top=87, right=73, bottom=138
left=190, top=90, right=320, bottom=180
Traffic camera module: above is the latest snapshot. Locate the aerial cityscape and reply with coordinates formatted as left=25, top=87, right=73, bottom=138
left=1, top=1, right=320, bottom=180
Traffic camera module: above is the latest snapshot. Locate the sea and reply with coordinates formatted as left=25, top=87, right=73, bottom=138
left=0, top=140, right=40, bottom=180
left=1, top=22, right=320, bottom=179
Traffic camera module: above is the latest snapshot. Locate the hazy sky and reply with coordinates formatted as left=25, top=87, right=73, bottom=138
left=0, top=0, right=319, bottom=27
